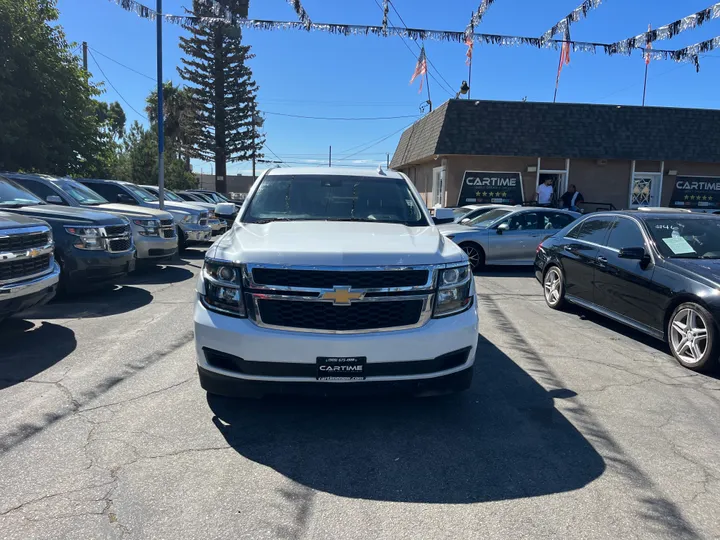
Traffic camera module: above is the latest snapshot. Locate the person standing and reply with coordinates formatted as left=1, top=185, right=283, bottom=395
left=536, top=177, right=554, bottom=207
left=560, top=184, right=584, bottom=211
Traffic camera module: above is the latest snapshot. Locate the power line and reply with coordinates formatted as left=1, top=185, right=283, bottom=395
left=89, top=47, right=156, bottom=81
left=88, top=49, right=148, bottom=120
left=263, top=143, right=286, bottom=166
left=263, top=111, right=419, bottom=121
left=339, top=121, right=414, bottom=161
left=386, top=0, right=456, bottom=95
left=371, top=0, right=455, bottom=97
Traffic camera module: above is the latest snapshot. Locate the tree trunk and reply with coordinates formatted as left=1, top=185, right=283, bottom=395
left=214, top=26, right=227, bottom=193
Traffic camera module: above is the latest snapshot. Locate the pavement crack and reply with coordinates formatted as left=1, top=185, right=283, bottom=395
left=79, top=376, right=194, bottom=413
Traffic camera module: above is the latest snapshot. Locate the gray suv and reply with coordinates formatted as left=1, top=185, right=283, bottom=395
left=7, top=173, right=178, bottom=262
left=78, top=179, right=212, bottom=252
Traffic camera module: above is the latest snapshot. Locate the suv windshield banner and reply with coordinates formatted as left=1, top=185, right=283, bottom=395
left=457, top=171, right=524, bottom=206
left=669, top=176, right=720, bottom=210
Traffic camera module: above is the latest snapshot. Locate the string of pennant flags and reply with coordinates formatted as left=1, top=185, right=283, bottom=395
left=109, top=0, right=718, bottom=69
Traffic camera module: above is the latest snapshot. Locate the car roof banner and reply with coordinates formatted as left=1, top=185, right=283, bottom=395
left=458, top=171, right=524, bottom=206
left=670, top=176, right=720, bottom=210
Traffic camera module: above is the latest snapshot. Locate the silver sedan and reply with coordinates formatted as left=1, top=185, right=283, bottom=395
left=440, top=207, right=581, bottom=269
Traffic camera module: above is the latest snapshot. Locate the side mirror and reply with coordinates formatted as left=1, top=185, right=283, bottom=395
left=117, top=193, right=137, bottom=205
left=460, top=218, right=471, bottom=224
left=432, top=207, right=455, bottom=225
left=46, top=195, right=64, bottom=205
left=618, top=247, right=646, bottom=260
left=215, top=202, right=237, bottom=222
left=496, top=222, right=510, bottom=234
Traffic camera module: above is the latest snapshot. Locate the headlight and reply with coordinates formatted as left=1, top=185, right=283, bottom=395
left=199, top=260, right=246, bottom=317
left=132, top=219, right=160, bottom=237
left=433, top=264, right=473, bottom=318
left=182, top=214, right=199, bottom=224
left=64, top=225, right=104, bottom=251
left=208, top=210, right=216, bottom=218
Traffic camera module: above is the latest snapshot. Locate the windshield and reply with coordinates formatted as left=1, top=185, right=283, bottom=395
left=0, top=178, right=44, bottom=207
left=453, top=207, right=473, bottom=218
left=162, top=190, right=184, bottom=202
left=194, top=193, right=215, bottom=203
left=54, top=179, right=108, bottom=205
left=645, top=217, right=720, bottom=259
left=200, top=191, right=226, bottom=203
left=125, top=184, right=158, bottom=202
left=466, top=208, right=512, bottom=227
left=243, top=174, right=428, bottom=226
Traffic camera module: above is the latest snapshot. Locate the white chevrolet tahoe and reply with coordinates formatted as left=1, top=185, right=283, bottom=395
left=194, top=168, right=479, bottom=397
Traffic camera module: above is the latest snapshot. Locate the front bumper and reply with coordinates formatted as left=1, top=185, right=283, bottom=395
left=135, top=234, right=178, bottom=260
left=194, top=297, right=479, bottom=394
left=181, top=223, right=213, bottom=243
left=209, top=219, right=226, bottom=237
left=63, top=248, right=136, bottom=291
left=0, top=263, right=60, bottom=317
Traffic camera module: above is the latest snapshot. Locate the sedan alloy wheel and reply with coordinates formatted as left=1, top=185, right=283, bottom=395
left=461, top=244, right=484, bottom=271
left=670, top=307, right=709, bottom=366
left=543, top=266, right=565, bottom=309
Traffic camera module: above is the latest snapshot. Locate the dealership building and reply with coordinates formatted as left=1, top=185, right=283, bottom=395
left=390, top=99, right=720, bottom=212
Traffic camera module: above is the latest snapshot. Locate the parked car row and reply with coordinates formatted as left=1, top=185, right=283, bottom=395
left=0, top=172, right=235, bottom=322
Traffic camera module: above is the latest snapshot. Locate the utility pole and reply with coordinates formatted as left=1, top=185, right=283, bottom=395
left=329, top=146, right=332, bottom=167
left=82, top=41, right=88, bottom=73
left=156, top=0, right=164, bottom=209
left=386, top=153, right=390, bottom=168
left=251, top=114, right=256, bottom=179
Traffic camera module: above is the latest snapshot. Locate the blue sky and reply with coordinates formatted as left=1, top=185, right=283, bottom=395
left=58, top=0, right=720, bottom=175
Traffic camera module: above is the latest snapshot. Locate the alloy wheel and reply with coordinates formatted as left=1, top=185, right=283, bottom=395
left=669, top=308, right=709, bottom=365
left=462, top=245, right=481, bottom=269
left=544, top=268, right=562, bottom=306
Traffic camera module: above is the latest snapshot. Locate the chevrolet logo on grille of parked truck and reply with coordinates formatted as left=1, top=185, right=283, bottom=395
left=319, top=286, right=365, bottom=306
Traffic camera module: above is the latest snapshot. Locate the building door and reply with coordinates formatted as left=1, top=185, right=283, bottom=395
left=538, top=173, right=565, bottom=207
left=432, top=166, right=446, bottom=207
left=630, top=173, right=662, bottom=208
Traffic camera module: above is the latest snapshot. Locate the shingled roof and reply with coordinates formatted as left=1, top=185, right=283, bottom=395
left=390, top=99, right=720, bottom=168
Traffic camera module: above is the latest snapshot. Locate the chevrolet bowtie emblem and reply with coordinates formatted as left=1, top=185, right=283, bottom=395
left=319, top=286, right=365, bottom=306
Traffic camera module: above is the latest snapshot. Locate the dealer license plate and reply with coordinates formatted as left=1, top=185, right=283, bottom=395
left=316, top=357, right=366, bottom=381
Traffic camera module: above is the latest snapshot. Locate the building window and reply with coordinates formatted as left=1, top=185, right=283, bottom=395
left=630, top=173, right=662, bottom=208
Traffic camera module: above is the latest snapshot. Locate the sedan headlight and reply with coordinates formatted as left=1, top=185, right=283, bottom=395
left=64, top=225, right=104, bottom=251
left=199, top=260, right=246, bottom=317
left=132, top=219, right=160, bottom=237
left=433, top=264, right=473, bottom=318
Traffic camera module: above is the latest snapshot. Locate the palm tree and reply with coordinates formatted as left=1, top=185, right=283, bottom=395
left=146, top=82, right=196, bottom=170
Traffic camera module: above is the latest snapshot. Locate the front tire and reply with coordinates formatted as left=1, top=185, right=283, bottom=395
left=177, top=227, right=187, bottom=253
left=543, top=265, right=566, bottom=310
left=668, top=303, right=719, bottom=371
left=460, top=243, right=485, bottom=271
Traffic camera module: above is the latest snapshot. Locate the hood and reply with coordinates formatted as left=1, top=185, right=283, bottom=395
left=96, top=203, right=173, bottom=221
left=177, top=201, right=215, bottom=211
left=665, top=258, right=720, bottom=287
left=207, top=221, right=466, bottom=267
left=0, top=204, right=127, bottom=226
left=0, top=211, right=49, bottom=229
left=146, top=201, right=204, bottom=215
left=437, top=223, right=483, bottom=236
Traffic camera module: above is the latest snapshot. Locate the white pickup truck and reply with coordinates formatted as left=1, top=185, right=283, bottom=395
left=194, top=168, right=479, bottom=397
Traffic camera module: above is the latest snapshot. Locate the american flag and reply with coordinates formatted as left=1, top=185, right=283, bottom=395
left=645, top=24, right=653, bottom=65
left=555, top=26, right=571, bottom=91
left=410, top=46, right=428, bottom=94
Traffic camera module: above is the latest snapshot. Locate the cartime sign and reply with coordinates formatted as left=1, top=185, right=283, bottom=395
left=669, top=176, right=720, bottom=210
left=458, top=171, right=524, bottom=206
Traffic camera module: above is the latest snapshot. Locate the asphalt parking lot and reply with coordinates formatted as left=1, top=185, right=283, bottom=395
left=1, top=249, right=720, bottom=540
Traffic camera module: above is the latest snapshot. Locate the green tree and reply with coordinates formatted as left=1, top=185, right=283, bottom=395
left=0, top=0, right=104, bottom=175
left=178, top=1, right=264, bottom=192
left=145, top=82, right=196, bottom=170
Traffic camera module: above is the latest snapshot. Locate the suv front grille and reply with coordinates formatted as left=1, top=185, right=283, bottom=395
left=256, top=298, right=424, bottom=332
left=160, top=219, right=174, bottom=227
left=162, top=228, right=176, bottom=238
left=104, top=225, right=128, bottom=237
left=108, top=238, right=132, bottom=252
left=0, top=254, right=51, bottom=282
left=0, top=231, right=49, bottom=251
left=251, top=269, right=430, bottom=289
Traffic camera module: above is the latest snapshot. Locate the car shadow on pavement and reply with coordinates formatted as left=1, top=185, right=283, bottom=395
left=16, top=285, right=153, bottom=320
left=0, top=319, right=77, bottom=390
left=206, top=338, right=606, bottom=504
left=476, top=265, right=536, bottom=278
left=126, top=264, right=195, bottom=285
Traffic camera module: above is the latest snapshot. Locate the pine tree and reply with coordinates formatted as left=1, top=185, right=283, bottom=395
left=178, top=1, right=264, bottom=193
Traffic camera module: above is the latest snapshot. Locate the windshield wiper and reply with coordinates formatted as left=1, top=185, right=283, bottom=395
left=671, top=253, right=699, bottom=259
left=251, top=217, right=303, bottom=224
left=0, top=202, right=41, bottom=208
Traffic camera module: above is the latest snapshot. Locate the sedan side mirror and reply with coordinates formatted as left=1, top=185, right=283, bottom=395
left=618, top=247, right=646, bottom=260
left=46, top=195, right=64, bottom=205
left=460, top=218, right=471, bottom=224
left=496, top=222, right=510, bottom=234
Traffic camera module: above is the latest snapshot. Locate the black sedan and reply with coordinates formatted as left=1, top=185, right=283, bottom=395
left=535, top=211, right=720, bottom=371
